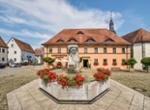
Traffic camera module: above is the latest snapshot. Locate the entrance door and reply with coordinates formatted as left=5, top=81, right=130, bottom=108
left=83, top=59, right=88, bottom=68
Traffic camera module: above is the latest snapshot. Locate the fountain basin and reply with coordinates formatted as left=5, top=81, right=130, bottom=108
left=40, top=79, right=110, bottom=104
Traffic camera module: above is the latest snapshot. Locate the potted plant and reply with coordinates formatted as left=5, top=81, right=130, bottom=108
left=141, top=57, right=150, bottom=72
left=125, top=58, right=137, bottom=71
left=42, top=57, right=55, bottom=69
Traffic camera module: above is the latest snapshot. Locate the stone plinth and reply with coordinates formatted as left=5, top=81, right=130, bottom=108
left=40, top=79, right=110, bottom=104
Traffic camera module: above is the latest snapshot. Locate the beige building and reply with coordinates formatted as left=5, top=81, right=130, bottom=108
left=42, top=28, right=131, bottom=70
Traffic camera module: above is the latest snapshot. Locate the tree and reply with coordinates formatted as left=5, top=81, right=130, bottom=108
left=141, top=57, right=150, bottom=72
left=42, top=57, right=55, bottom=65
left=125, top=58, right=137, bottom=71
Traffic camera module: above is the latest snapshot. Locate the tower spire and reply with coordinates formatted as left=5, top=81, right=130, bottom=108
left=109, top=12, right=116, bottom=34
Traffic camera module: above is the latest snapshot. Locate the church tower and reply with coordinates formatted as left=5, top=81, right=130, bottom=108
left=109, top=14, right=116, bottom=34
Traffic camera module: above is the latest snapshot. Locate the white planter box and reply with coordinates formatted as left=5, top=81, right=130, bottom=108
left=40, top=79, right=110, bottom=101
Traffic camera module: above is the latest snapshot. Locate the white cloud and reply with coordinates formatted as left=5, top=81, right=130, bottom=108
left=0, top=0, right=124, bottom=47
left=0, top=28, right=49, bottom=39
left=0, top=0, right=123, bottom=31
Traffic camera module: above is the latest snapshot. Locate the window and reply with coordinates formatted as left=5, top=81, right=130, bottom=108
left=94, top=59, right=99, bottom=65
left=86, top=38, right=95, bottom=43
left=14, top=51, right=17, bottom=54
left=122, top=59, right=126, bottom=65
left=103, top=59, right=107, bottom=65
left=84, top=48, right=88, bottom=53
left=2, top=58, right=5, bottom=61
left=113, top=48, right=116, bottom=54
left=76, top=31, right=84, bottom=35
left=57, top=39, right=64, bottom=43
left=11, top=44, right=14, bottom=47
left=103, top=48, right=107, bottom=54
left=122, top=48, right=126, bottom=54
left=58, top=48, right=61, bottom=53
left=94, top=47, right=98, bottom=53
left=112, top=59, right=117, bottom=66
left=2, top=49, right=4, bottom=53
left=49, top=48, right=53, bottom=53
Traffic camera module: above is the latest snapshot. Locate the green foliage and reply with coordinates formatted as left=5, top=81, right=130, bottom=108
left=141, top=57, right=150, bottom=72
left=68, top=77, right=76, bottom=86
left=125, top=58, right=137, bottom=68
left=42, top=57, right=55, bottom=64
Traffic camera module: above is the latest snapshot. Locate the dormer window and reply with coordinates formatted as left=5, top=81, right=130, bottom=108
left=85, top=37, right=95, bottom=43
left=67, top=38, right=77, bottom=43
left=56, top=39, right=64, bottom=43
left=76, top=31, right=84, bottom=35
left=104, top=38, right=114, bottom=43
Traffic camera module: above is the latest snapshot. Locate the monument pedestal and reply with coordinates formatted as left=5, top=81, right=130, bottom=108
left=40, top=79, right=110, bottom=104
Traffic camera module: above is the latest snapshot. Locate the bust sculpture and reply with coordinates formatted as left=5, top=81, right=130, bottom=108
left=68, top=45, right=80, bottom=73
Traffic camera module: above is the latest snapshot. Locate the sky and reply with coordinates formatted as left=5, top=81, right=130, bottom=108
left=0, top=0, right=150, bottom=48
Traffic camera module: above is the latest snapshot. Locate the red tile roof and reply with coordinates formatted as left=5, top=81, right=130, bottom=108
left=42, top=28, right=130, bottom=46
left=0, top=37, right=8, bottom=48
left=13, top=38, right=34, bottom=53
left=122, top=28, right=150, bottom=43
left=34, top=48, right=43, bottom=56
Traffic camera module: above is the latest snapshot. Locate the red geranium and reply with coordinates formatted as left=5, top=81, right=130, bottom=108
left=96, top=68, right=112, bottom=76
left=94, top=72, right=105, bottom=81
left=48, top=71, right=57, bottom=82
left=74, top=73, right=85, bottom=86
left=37, top=69, right=49, bottom=78
left=57, top=75, right=69, bottom=88
left=102, top=69, right=112, bottom=76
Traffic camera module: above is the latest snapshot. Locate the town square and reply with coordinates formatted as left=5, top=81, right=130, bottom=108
left=0, top=0, right=150, bottom=110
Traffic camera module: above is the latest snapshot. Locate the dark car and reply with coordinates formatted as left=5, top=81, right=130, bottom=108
left=0, top=63, right=6, bottom=69
left=9, top=63, right=21, bottom=68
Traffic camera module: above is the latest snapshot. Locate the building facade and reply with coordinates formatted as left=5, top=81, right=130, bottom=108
left=42, top=29, right=131, bottom=70
left=0, top=37, right=8, bottom=65
left=7, top=38, right=35, bottom=64
left=34, top=48, right=44, bottom=64
left=123, top=28, right=150, bottom=70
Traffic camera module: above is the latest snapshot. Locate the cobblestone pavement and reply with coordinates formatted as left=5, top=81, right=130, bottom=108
left=7, top=79, right=150, bottom=110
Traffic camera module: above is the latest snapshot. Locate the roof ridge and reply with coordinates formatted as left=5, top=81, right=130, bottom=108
left=12, top=37, right=34, bottom=53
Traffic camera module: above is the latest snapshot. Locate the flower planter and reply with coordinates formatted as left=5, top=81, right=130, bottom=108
left=39, top=79, right=110, bottom=103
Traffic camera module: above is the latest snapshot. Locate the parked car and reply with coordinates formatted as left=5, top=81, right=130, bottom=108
left=0, top=63, right=6, bottom=69
left=9, top=63, right=21, bottom=68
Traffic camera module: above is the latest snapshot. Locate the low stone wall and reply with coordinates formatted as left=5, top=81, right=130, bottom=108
left=40, top=79, right=110, bottom=103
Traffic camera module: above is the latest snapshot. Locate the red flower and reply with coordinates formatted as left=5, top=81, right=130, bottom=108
left=96, top=68, right=112, bottom=76
left=57, top=75, right=69, bottom=88
left=94, top=72, right=105, bottom=81
left=74, top=73, right=85, bottom=86
left=102, top=69, right=112, bottom=76
left=37, top=69, right=49, bottom=78
left=48, top=71, right=57, bottom=82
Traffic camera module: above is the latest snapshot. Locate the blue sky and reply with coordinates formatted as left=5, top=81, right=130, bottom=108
left=0, top=0, right=150, bottom=48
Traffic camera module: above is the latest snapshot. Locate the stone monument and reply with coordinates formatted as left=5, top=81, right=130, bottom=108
left=67, top=45, right=80, bottom=73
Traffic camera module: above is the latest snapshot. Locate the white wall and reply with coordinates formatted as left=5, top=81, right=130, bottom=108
left=145, top=43, right=150, bottom=57
left=0, top=47, right=8, bottom=64
left=8, top=39, right=22, bottom=63
left=133, top=42, right=150, bottom=70
left=35, top=56, right=42, bottom=64
left=133, top=43, right=143, bottom=70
